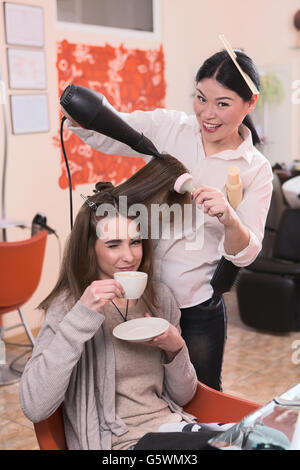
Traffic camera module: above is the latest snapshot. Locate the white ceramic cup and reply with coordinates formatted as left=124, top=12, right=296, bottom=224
left=114, top=271, right=148, bottom=299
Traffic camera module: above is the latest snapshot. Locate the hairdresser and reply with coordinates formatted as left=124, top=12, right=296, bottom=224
left=62, top=48, right=273, bottom=391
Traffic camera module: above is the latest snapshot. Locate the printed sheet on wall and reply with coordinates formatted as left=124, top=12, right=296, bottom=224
left=54, top=40, right=166, bottom=189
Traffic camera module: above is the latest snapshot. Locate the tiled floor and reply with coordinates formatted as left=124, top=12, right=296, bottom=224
left=0, top=289, right=299, bottom=450
left=222, top=290, right=300, bottom=404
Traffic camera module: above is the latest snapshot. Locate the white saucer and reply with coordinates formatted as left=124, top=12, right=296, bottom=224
left=113, top=317, right=170, bottom=343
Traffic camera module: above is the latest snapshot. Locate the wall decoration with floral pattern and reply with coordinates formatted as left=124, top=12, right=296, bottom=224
left=53, top=40, right=166, bottom=189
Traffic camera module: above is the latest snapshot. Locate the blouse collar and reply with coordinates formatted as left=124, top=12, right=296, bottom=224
left=193, top=121, right=254, bottom=164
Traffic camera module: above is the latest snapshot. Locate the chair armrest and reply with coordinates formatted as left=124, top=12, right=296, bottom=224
left=33, top=406, right=67, bottom=450
left=184, top=381, right=260, bottom=423
left=248, top=257, right=300, bottom=275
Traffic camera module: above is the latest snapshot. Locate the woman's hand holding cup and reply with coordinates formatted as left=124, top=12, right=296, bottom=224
left=80, top=279, right=125, bottom=312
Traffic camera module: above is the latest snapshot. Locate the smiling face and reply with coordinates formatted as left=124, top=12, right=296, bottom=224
left=193, top=77, right=257, bottom=153
left=95, top=215, right=143, bottom=280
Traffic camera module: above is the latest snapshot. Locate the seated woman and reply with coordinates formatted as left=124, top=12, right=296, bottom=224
left=19, top=176, right=200, bottom=451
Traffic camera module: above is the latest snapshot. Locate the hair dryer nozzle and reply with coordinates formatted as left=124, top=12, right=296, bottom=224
left=133, top=134, right=164, bottom=159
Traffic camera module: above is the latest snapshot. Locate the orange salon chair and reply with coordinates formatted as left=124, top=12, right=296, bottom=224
left=0, top=230, right=48, bottom=385
left=33, top=381, right=260, bottom=450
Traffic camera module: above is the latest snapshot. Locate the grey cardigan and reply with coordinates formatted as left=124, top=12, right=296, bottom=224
left=19, top=281, right=198, bottom=450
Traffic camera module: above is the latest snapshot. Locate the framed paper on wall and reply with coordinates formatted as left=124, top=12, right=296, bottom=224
left=4, top=2, right=44, bottom=47
left=7, top=48, right=47, bottom=89
left=10, top=94, right=49, bottom=134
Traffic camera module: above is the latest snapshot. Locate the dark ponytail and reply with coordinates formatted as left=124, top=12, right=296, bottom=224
left=242, top=115, right=260, bottom=146
left=195, top=49, right=261, bottom=146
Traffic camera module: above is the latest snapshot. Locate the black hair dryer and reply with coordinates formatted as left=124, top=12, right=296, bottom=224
left=60, top=84, right=163, bottom=159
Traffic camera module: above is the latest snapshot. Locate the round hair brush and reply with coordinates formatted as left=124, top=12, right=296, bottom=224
left=173, top=173, right=195, bottom=194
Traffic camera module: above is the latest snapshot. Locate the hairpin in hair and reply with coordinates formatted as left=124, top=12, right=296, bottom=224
left=80, top=194, right=98, bottom=211
left=219, top=34, right=259, bottom=95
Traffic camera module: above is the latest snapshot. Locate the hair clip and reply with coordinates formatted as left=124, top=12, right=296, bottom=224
left=80, top=194, right=98, bottom=211
left=219, top=34, right=259, bottom=95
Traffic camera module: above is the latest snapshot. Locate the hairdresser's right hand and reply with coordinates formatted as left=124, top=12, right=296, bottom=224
left=60, top=106, right=80, bottom=127
left=80, top=280, right=125, bottom=312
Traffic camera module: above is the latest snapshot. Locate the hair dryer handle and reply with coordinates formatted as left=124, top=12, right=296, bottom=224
left=210, top=256, right=240, bottom=296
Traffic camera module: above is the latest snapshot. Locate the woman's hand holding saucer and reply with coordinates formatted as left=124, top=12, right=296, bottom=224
left=142, top=313, right=184, bottom=361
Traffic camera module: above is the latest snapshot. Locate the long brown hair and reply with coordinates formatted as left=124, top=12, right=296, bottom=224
left=39, top=154, right=190, bottom=312
left=115, top=153, right=191, bottom=207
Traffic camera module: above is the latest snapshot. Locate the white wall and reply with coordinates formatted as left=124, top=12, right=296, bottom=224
left=161, top=0, right=300, bottom=162
left=0, top=0, right=299, bottom=336
left=0, top=0, right=62, bottom=335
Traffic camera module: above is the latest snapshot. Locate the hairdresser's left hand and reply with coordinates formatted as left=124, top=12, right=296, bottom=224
left=60, top=106, right=80, bottom=127
left=192, top=185, right=238, bottom=226
left=142, top=313, right=184, bottom=361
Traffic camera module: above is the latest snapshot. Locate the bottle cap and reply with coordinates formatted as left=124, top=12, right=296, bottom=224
left=227, top=166, right=240, bottom=186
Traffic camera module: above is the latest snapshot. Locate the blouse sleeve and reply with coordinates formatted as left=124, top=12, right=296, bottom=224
left=218, top=159, right=273, bottom=267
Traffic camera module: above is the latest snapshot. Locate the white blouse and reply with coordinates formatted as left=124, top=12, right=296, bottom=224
left=66, top=108, right=273, bottom=308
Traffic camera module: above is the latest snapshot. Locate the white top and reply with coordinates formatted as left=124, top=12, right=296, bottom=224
left=66, top=108, right=273, bottom=308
